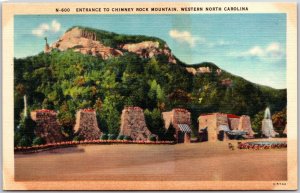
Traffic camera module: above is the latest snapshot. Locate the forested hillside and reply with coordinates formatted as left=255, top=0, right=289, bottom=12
left=14, top=26, right=287, bottom=146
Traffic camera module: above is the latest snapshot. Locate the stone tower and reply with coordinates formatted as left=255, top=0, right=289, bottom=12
left=44, top=37, right=51, bottom=53
left=30, top=109, right=64, bottom=143
left=73, top=109, right=101, bottom=140
left=119, top=106, right=152, bottom=141
left=162, top=108, right=192, bottom=143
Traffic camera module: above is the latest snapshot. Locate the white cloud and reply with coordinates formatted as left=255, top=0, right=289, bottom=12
left=208, top=40, right=236, bottom=48
left=169, top=29, right=204, bottom=47
left=248, top=46, right=265, bottom=57
left=169, top=29, right=236, bottom=48
left=231, top=42, right=284, bottom=60
left=32, top=20, right=61, bottom=37
left=32, top=23, right=50, bottom=37
left=266, top=42, right=283, bottom=57
left=51, top=20, right=61, bottom=33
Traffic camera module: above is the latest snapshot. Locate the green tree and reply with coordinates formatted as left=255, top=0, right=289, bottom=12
left=272, top=108, right=287, bottom=131
left=15, top=115, right=36, bottom=147
left=144, top=108, right=165, bottom=139
left=251, top=110, right=264, bottom=134
left=100, top=95, right=122, bottom=135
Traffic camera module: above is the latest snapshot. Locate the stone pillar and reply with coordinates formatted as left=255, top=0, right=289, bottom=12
left=238, top=115, right=254, bottom=137
left=229, top=118, right=239, bottom=130
left=119, top=106, right=151, bottom=141
left=199, top=114, right=218, bottom=142
left=184, top=133, right=191, bottom=143
left=30, top=109, right=64, bottom=143
left=261, top=119, right=278, bottom=138
left=73, top=109, right=101, bottom=140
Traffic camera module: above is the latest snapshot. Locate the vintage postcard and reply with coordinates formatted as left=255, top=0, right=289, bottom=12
left=2, top=2, right=297, bottom=190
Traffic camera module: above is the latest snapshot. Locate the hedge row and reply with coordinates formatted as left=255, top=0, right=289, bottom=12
left=14, top=139, right=175, bottom=153
left=237, top=142, right=287, bottom=150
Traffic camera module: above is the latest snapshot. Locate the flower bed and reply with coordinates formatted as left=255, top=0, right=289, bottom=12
left=237, top=141, right=287, bottom=150
left=14, top=140, right=175, bottom=153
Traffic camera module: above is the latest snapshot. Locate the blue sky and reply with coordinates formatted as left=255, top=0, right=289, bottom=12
left=14, top=14, right=286, bottom=89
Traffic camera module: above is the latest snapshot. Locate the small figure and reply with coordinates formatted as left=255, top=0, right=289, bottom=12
left=228, top=142, right=234, bottom=150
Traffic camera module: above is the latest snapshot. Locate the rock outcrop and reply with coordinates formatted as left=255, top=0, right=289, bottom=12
left=50, top=27, right=123, bottom=60
left=119, top=106, right=152, bottom=141
left=221, top=78, right=233, bottom=87
left=186, top=66, right=211, bottom=75
left=121, top=41, right=177, bottom=64
left=48, top=27, right=177, bottom=63
left=30, top=109, right=64, bottom=143
left=73, top=109, right=101, bottom=140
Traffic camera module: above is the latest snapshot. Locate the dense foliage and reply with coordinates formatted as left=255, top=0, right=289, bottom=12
left=14, top=27, right=287, bottom=145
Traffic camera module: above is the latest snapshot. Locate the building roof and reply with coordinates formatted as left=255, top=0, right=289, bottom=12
left=178, top=124, right=192, bottom=133
left=198, top=112, right=240, bottom=119
left=226, top=130, right=248, bottom=136
left=227, top=114, right=240, bottom=119
left=218, top=125, right=230, bottom=132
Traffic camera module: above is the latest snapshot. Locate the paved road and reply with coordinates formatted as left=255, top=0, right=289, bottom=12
left=15, top=142, right=287, bottom=181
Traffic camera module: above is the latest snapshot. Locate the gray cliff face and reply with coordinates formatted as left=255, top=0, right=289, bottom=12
left=49, top=27, right=123, bottom=59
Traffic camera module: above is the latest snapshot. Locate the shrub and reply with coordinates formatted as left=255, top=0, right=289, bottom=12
left=108, top=134, right=117, bottom=140
left=100, top=133, right=108, bottom=140
left=117, top=135, right=125, bottom=140
left=149, top=135, right=157, bottom=142
left=18, top=136, right=32, bottom=147
left=14, top=132, right=22, bottom=147
left=124, top=135, right=133, bottom=141
left=73, top=136, right=80, bottom=141
left=32, top=137, right=45, bottom=145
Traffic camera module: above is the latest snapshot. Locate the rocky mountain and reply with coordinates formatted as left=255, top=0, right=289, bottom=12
left=48, top=26, right=176, bottom=63
left=14, top=26, right=287, bottom=146
left=48, top=27, right=123, bottom=59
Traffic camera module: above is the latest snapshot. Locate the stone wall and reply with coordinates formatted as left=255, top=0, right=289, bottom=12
left=73, top=109, right=101, bottom=140
left=198, top=113, right=255, bottom=142
left=198, top=113, right=218, bottom=142
left=229, top=118, right=240, bottom=130
left=238, top=115, right=254, bottom=137
left=215, top=113, right=229, bottom=128
left=119, top=106, right=151, bottom=141
left=162, top=108, right=192, bottom=130
left=162, top=108, right=192, bottom=143
left=30, top=109, right=64, bottom=143
left=172, top=108, right=191, bottom=125
left=162, top=111, right=173, bottom=129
